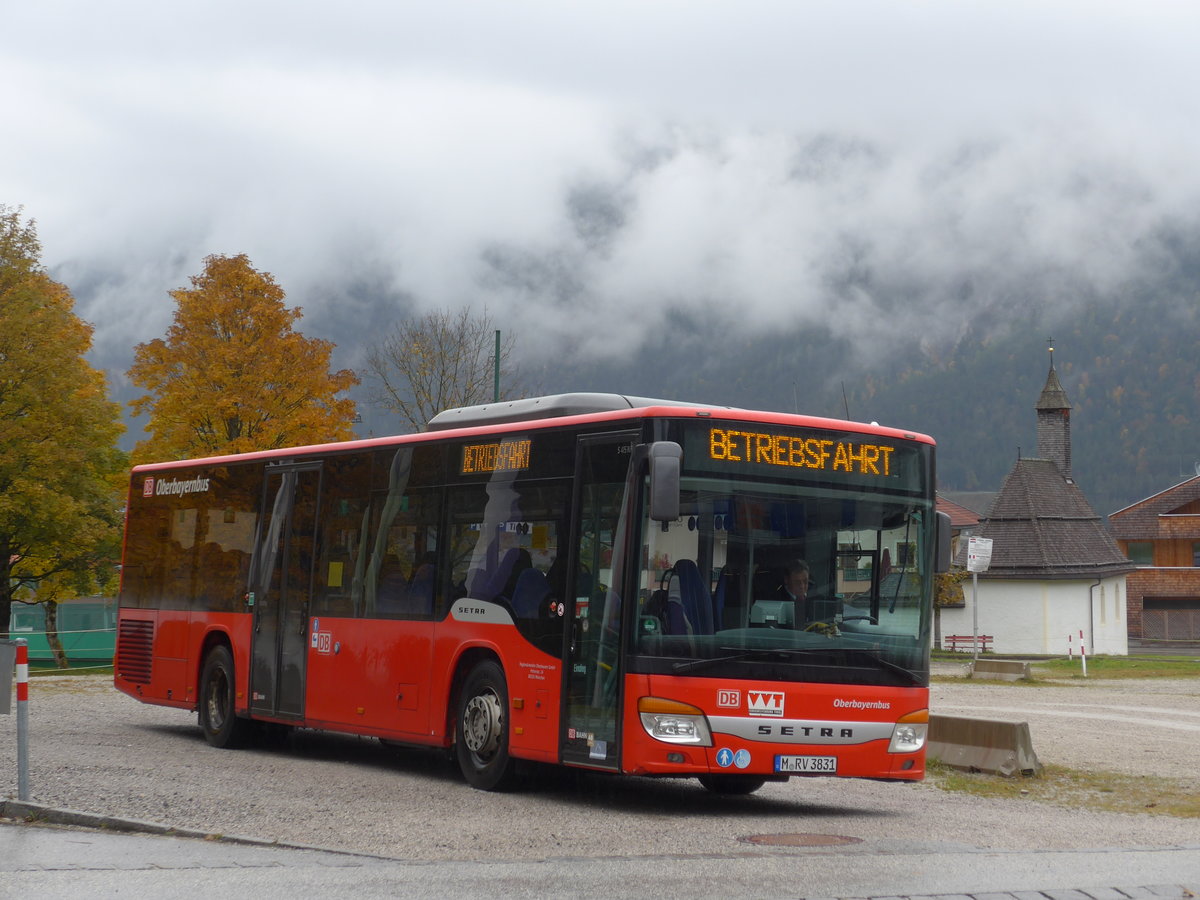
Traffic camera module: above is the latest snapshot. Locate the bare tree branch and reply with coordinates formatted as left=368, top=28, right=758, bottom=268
left=364, top=307, right=527, bottom=432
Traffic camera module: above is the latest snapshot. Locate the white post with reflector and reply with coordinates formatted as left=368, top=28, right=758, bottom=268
left=1068, top=630, right=1087, bottom=677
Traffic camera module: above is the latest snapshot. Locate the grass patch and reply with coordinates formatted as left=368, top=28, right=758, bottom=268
left=1032, top=656, right=1200, bottom=680
left=933, top=652, right=1200, bottom=681
left=926, top=760, right=1200, bottom=818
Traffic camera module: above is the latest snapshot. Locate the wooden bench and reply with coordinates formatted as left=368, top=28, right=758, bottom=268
left=944, top=634, right=993, bottom=653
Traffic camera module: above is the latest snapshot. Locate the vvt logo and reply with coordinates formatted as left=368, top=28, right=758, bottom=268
left=748, top=690, right=784, bottom=717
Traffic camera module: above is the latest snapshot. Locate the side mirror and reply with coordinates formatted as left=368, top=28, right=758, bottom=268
left=935, top=511, right=952, bottom=573
left=648, top=441, right=682, bottom=522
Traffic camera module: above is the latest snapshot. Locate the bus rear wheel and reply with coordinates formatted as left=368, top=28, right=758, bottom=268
left=698, top=775, right=768, bottom=795
left=199, top=645, right=252, bottom=749
left=455, top=660, right=518, bottom=791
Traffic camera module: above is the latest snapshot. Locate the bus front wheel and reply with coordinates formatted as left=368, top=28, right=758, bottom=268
left=199, top=645, right=252, bottom=749
left=455, top=660, right=518, bottom=791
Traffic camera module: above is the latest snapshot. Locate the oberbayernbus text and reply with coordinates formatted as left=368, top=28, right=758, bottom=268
left=114, top=393, right=950, bottom=793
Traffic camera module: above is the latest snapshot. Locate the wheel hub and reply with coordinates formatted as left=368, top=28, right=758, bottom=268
left=206, top=676, right=227, bottom=728
left=463, top=691, right=503, bottom=756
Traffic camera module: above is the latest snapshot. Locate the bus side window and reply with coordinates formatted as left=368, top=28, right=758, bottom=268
left=315, top=455, right=371, bottom=619
left=366, top=490, right=441, bottom=620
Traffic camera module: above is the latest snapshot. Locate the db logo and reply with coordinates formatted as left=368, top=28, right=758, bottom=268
left=142, top=478, right=155, bottom=497
left=717, top=690, right=740, bottom=708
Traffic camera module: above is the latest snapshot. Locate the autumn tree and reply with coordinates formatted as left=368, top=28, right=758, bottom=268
left=933, top=567, right=969, bottom=650
left=365, top=307, right=527, bottom=432
left=0, top=205, right=127, bottom=643
left=128, top=254, right=359, bottom=462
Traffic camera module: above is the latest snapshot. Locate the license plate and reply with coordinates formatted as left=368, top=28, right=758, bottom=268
left=775, top=755, right=837, bottom=774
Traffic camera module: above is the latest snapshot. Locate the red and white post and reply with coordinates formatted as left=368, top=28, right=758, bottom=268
left=1068, top=630, right=1087, bottom=677
left=16, top=638, right=29, bottom=800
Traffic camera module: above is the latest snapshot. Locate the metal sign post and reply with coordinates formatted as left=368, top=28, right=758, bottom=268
left=966, top=537, right=994, bottom=661
left=1, top=639, right=30, bottom=800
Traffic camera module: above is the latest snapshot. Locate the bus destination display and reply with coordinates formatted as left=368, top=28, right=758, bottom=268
left=460, top=439, right=533, bottom=475
left=708, top=427, right=896, bottom=477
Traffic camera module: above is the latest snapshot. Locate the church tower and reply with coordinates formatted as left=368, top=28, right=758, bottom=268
left=1035, top=349, right=1072, bottom=475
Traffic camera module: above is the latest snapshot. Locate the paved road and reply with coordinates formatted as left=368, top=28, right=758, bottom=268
left=2, top=818, right=1197, bottom=899
left=2, top=671, right=1199, bottom=897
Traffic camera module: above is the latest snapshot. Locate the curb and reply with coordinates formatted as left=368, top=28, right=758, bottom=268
left=0, top=799, right=385, bottom=859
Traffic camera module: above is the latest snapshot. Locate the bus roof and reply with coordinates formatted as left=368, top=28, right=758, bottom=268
left=425, top=392, right=729, bottom=430
left=130, top=393, right=934, bottom=472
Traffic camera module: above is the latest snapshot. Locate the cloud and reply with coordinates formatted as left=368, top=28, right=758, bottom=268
left=6, top=0, right=1200, bottom=419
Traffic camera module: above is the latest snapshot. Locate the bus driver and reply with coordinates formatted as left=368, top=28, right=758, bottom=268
left=777, top=559, right=814, bottom=627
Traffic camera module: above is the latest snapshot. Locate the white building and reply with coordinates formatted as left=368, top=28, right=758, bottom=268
left=941, top=360, right=1133, bottom=656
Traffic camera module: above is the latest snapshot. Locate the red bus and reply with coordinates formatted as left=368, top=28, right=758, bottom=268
left=115, top=393, right=949, bottom=793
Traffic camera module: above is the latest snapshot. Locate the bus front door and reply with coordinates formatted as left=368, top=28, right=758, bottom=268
left=561, top=432, right=637, bottom=770
left=249, top=464, right=320, bottom=721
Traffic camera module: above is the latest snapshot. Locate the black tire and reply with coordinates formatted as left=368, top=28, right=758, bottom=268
left=198, top=645, right=253, bottom=749
left=455, top=660, right=518, bottom=791
left=698, top=774, right=768, bottom=795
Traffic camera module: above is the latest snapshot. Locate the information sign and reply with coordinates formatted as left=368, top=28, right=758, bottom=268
left=967, top=536, right=993, bottom=573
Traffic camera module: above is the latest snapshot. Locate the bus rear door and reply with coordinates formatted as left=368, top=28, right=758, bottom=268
left=248, top=463, right=321, bottom=721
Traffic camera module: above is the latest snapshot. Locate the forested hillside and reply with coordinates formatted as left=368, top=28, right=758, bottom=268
left=554, top=285, right=1200, bottom=520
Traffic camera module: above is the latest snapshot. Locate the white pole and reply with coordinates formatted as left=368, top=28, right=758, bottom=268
left=1079, top=629, right=1088, bottom=678
left=971, top=572, right=980, bottom=661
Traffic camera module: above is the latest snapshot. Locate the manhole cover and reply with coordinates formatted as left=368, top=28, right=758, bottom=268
left=739, top=833, right=863, bottom=847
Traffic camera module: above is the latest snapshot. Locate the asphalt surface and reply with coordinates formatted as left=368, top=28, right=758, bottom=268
left=2, top=660, right=1198, bottom=897
left=2, top=813, right=1197, bottom=899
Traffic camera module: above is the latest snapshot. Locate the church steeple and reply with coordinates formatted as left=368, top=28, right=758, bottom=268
left=1036, top=342, right=1072, bottom=475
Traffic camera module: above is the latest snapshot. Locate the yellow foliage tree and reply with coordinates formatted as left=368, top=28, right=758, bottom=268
left=0, top=206, right=127, bottom=645
left=128, top=254, right=359, bottom=463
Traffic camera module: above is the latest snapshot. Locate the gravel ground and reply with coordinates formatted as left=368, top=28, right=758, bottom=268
left=2, top=671, right=1198, bottom=861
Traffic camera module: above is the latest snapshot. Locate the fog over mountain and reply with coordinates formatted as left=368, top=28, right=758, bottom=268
left=7, top=1, right=1200, bottom=515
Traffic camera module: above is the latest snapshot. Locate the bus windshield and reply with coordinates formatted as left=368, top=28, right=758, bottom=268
left=631, top=427, right=934, bottom=688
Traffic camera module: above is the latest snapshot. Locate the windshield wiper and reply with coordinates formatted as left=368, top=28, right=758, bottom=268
left=839, top=648, right=925, bottom=685
left=671, top=646, right=924, bottom=685
left=671, top=648, right=815, bottom=674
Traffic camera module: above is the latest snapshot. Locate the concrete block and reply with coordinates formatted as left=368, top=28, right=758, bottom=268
left=970, top=658, right=1032, bottom=681
left=927, top=714, right=1042, bottom=776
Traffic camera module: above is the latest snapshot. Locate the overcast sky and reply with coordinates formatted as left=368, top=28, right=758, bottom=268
left=6, top=1, right=1200, bottom=405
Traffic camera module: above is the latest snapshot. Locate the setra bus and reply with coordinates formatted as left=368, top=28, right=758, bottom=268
left=114, top=393, right=949, bottom=793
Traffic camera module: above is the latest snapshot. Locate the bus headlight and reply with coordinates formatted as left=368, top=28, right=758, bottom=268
left=888, top=709, right=929, bottom=753
left=638, top=697, right=713, bottom=746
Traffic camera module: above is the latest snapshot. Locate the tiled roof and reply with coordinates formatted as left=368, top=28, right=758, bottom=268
left=936, top=494, right=980, bottom=528
left=956, top=458, right=1134, bottom=580
left=1035, top=365, right=1072, bottom=411
left=939, top=490, right=997, bottom=516
left=1109, top=475, right=1200, bottom=539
